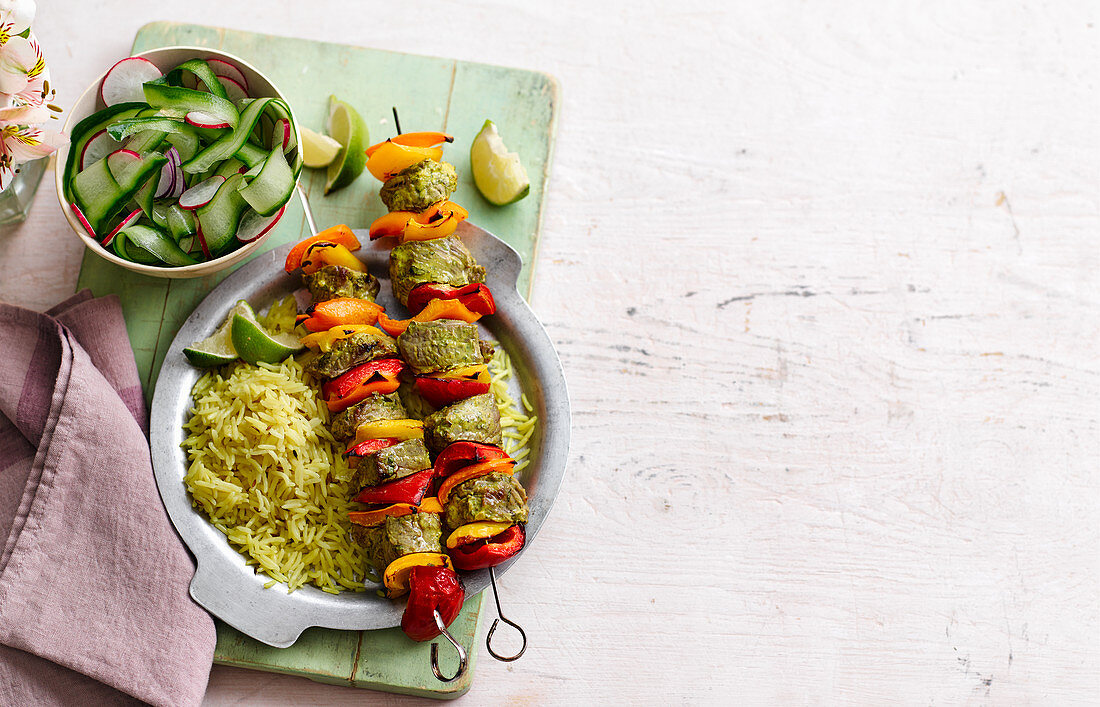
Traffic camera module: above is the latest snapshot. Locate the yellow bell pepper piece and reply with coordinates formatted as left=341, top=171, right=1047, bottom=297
left=351, top=419, right=424, bottom=447
left=300, top=242, right=367, bottom=275
left=445, top=522, right=513, bottom=550
left=299, top=324, right=386, bottom=352
left=383, top=552, right=453, bottom=598
left=436, top=364, right=490, bottom=384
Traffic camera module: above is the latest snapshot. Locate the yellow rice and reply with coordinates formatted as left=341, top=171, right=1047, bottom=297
left=183, top=356, right=369, bottom=593
left=487, top=343, right=538, bottom=474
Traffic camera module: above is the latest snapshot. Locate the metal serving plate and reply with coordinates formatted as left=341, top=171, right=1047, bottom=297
left=149, top=222, right=569, bottom=648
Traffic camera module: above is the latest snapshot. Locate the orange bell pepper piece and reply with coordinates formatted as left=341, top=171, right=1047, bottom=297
left=300, top=242, right=367, bottom=275
left=368, top=201, right=468, bottom=242
left=382, top=552, right=453, bottom=598
left=296, top=298, right=383, bottom=332
left=376, top=298, right=483, bottom=337
left=366, top=142, right=443, bottom=182
left=348, top=503, right=418, bottom=528
left=437, top=458, right=516, bottom=505
left=284, top=225, right=361, bottom=272
left=418, top=496, right=444, bottom=514
left=299, top=324, right=386, bottom=352
left=365, top=132, right=453, bottom=157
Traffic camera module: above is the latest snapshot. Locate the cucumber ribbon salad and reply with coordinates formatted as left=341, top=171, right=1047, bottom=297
left=64, top=56, right=302, bottom=266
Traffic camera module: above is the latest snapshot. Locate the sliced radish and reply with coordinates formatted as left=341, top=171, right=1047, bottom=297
left=154, top=156, right=176, bottom=198
left=101, top=209, right=143, bottom=247
left=196, top=223, right=212, bottom=260
left=237, top=206, right=285, bottom=243
left=216, top=75, right=248, bottom=103
left=186, top=111, right=231, bottom=129
left=169, top=152, right=186, bottom=199
left=71, top=203, right=96, bottom=238
left=106, top=149, right=141, bottom=180
left=179, top=234, right=195, bottom=253
left=100, top=57, right=162, bottom=107
left=206, top=58, right=248, bottom=92
left=80, top=129, right=123, bottom=170
left=179, top=175, right=225, bottom=210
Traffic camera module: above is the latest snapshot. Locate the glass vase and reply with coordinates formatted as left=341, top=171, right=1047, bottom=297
left=0, top=157, right=49, bottom=226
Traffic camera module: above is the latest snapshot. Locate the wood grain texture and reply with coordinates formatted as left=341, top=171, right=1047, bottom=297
left=2, top=0, right=1098, bottom=704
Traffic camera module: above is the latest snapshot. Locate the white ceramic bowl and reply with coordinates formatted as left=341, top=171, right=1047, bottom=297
left=55, top=46, right=301, bottom=279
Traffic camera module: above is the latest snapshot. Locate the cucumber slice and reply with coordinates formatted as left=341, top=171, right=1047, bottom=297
left=182, top=97, right=274, bottom=174
left=165, top=59, right=230, bottom=99
left=196, top=173, right=250, bottom=255
left=64, top=102, right=145, bottom=202
left=143, top=82, right=239, bottom=130
left=118, top=224, right=198, bottom=266
left=238, top=146, right=293, bottom=216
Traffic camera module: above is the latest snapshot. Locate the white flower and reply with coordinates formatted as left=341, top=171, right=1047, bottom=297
left=0, top=33, right=45, bottom=96
left=0, top=123, right=65, bottom=190
left=0, top=0, right=36, bottom=36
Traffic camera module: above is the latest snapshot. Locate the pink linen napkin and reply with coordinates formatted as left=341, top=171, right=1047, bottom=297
left=0, top=290, right=216, bottom=706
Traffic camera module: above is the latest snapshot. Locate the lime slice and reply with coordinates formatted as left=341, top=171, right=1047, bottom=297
left=300, top=126, right=344, bottom=169
left=231, top=303, right=304, bottom=365
left=470, top=119, right=530, bottom=206
left=324, top=96, right=368, bottom=194
left=183, top=300, right=253, bottom=368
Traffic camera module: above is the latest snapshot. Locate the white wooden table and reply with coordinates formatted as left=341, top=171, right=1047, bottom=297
left=3, top=1, right=1097, bottom=703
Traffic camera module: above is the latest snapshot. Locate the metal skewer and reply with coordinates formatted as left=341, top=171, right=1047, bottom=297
left=485, top=566, right=527, bottom=662
left=296, top=183, right=318, bottom=237
left=430, top=609, right=469, bottom=682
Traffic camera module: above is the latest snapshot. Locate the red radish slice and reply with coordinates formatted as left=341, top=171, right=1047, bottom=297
left=100, top=57, right=162, bottom=107
left=101, top=209, right=143, bottom=247
left=106, top=149, right=141, bottom=180
left=216, top=75, right=248, bottom=103
left=237, top=205, right=285, bottom=243
left=80, top=129, right=123, bottom=170
left=206, top=58, right=248, bottom=92
left=196, top=223, right=212, bottom=260
left=154, top=148, right=179, bottom=198
left=186, top=111, right=231, bottom=129
left=179, top=175, right=225, bottom=210
left=170, top=155, right=186, bottom=200
left=71, top=203, right=96, bottom=238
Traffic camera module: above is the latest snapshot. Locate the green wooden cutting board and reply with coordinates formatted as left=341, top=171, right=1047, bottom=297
left=74, top=21, right=558, bottom=698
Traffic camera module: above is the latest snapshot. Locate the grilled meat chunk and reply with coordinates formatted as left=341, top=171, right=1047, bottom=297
left=388, top=236, right=486, bottom=306
left=379, top=159, right=458, bottom=213
left=303, top=265, right=380, bottom=303
left=397, top=320, right=492, bottom=376
left=305, top=330, right=397, bottom=379
left=330, top=392, right=406, bottom=441
left=351, top=512, right=443, bottom=573
left=444, top=472, right=528, bottom=529
left=423, top=393, right=501, bottom=454
left=351, top=438, right=433, bottom=488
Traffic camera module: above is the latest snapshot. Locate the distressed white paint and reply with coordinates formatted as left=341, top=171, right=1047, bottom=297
left=1, top=0, right=1097, bottom=704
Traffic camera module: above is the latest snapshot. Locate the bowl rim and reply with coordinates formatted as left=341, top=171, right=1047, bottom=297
left=54, top=45, right=303, bottom=278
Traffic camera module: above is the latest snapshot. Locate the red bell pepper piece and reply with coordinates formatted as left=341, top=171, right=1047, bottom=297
left=353, top=468, right=434, bottom=505
left=406, top=283, right=496, bottom=316
left=433, top=441, right=508, bottom=478
left=322, top=359, right=406, bottom=400
left=346, top=437, right=400, bottom=458
left=449, top=524, right=525, bottom=571
left=414, top=376, right=491, bottom=408
left=401, top=565, right=465, bottom=642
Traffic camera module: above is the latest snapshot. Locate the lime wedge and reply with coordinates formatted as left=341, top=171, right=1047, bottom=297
left=300, top=126, right=343, bottom=169
left=470, top=119, right=530, bottom=206
left=231, top=303, right=304, bottom=365
left=324, top=96, right=368, bottom=194
left=183, top=300, right=254, bottom=368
